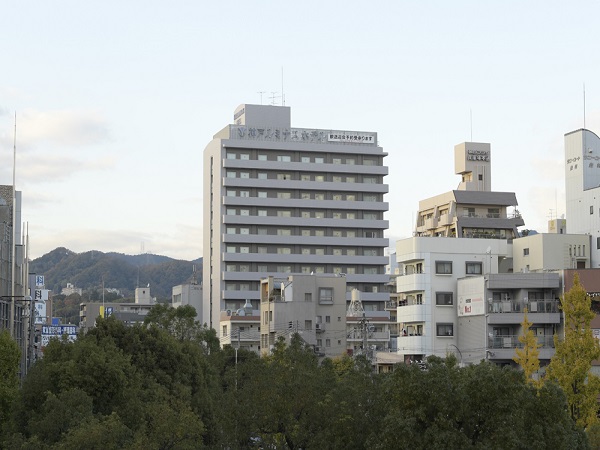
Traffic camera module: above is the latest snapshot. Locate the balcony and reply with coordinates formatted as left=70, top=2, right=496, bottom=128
left=488, top=299, right=559, bottom=314
left=385, top=300, right=398, bottom=310
left=397, top=334, right=427, bottom=354
left=397, top=303, right=426, bottom=323
left=487, top=334, right=555, bottom=360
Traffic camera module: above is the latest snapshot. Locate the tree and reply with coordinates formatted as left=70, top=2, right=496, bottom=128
left=547, top=273, right=600, bottom=429
left=369, top=356, right=587, bottom=449
left=0, top=330, right=20, bottom=433
left=513, top=308, right=541, bottom=387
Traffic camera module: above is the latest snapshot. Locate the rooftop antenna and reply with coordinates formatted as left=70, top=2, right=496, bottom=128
left=257, top=91, right=265, bottom=105
left=281, top=66, right=285, bottom=106
left=269, top=91, right=281, bottom=106
left=583, top=82, right=585, bottom=130
left=470, top=108, right=473, bottom=141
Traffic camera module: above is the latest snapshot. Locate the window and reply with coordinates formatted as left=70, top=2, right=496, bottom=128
left=478, top=174, right=483, bottom=180
left=346, top=158, right=355, bottom=165
left=363, top=158, right=375, bottom=166
left=319, top=288, right=333, bottom=304
left=258, top=209, right=267, bottom=216
left=315, top=248, right=325, bottom=255
left=240, top=190, right=249, bottom=197
left=226, top=189, right=236, bottom=197
left=523, top=248, right=529, bottom=256
left=301, top=211, right=310, bottom=218
left=325, top=315, right=331, bottom=323
left=277, top=192, right=291, bottom=199
left=487, top=208, right=500, bottom=218
left=240, top=246, right=249, bottom=254
left=347, top=212, right=355, bottom=220
left=258, top=154, right=267, bottom=161
left=363, top=176, right=376, bottom=184
left=226, top=152, right=236, bottom=160
left=240, top=228, right=250, bottom=235
left=226, top=227, right=236, bottom=234
left=226, top=171, right=236, bottom=178
left=258, top=172, right=268, bottom=180
left=277, top=155, right=291, bottom=162
left=332, top=158, right=341, bottom=164
left=301, top=266, right=311, bottom=274
left=363, top=194, right=377, bottom=202
left=277, top=173, right=290, bottom=180
left=314, top=193, right=325, bottom=200
left=315, top=229, right=324, bottom=236
left=226, top=264, right=236, bottom=271
left=346, top=249, right=355, bottom=256
left=435, top=261, right=452, bottom=274
left=436, top=323, right=454, bottom=337
left=239, top=265, right=249, bottom=272
left=277, top=247, right=291, bottom=254
left=325, top=339, right=331, bottom=347
left=364, top=267, right=378, bottom=275
left=240, top=154, right=249, bottom=160
left=277, top=210, right=291, bottom=217
left=305, top=320, right=312, bottom=330
left=364, top=249, right=377, bottom=256
left=257, top=246, right=267, bottom=254
left=277, top=229, right=291, bottom=236
left=333, top=175, right=342, bottom=183
left=305, top=293, right=312, bottom=302
left=301, top=192, right=311, bottom=199
left=315, top=175, right=325, bottom=182
left=436, top=292, right=453, bottom=306
left=240, top=172, right=249, bottom=179
left=301, top=156, right=310, bottom=163
left=301, top=229, right=311, bottom=236
left=277, top=265, right=292, bottom=273
left=258, top=191, right=267, bottom=198
left=315, top=157, right=324, bottom=164
left=314, top=211, right=324, bottom=219
left=466, top=262, right=482, bottom=275
left=302, top=248, right=310, bottom=255
left=333, top=194, right=342, bottom=201
left=240, top=209, right=249, bottom=216
left=364, top=213, right=377, bottom=220
left=315, top=266, right=325, bottom=273
left=301, top=174, right=311, bottom=181
left=226, top=246, right=236, bottom=253
left=257, top=264, right=267, bottom=272
left=346, top=177, right=355, bottom=183
left=346, top=231, right=356, bottom=238
left=346, top=194, right=355, bottom=201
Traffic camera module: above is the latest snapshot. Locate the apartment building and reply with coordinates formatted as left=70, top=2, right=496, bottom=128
left=260, top=274, right=347, bottom=357
left=415, top=142, right=523, bottom=239
left=565, top=128, right=600, bottom=267
left=457, top=272, right=561, bottom=365
left=203, top=104, right=389, bottom=333
left=396, top=140, right=523, bottom=363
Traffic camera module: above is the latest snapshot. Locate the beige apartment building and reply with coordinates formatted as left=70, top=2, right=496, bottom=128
left=260, top=274, right=347, bottom=357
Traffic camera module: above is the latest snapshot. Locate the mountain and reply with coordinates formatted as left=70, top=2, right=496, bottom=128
left=29, top=247, right=202, bottom=299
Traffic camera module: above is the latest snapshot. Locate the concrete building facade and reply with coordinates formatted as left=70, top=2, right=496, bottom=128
left=565, top=129, right=600, bottom=267
left=203, top=104, right=389, bottom=334
left=260, top=274, right=347, bottom=357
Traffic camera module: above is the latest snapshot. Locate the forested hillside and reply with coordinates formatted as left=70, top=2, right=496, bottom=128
left=29, top=247, right=202, bottom=299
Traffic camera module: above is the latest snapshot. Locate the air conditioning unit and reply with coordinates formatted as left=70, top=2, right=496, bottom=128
left=315, top=323, right=323, bottom=331
left=314, top=346, right=321, bottom=352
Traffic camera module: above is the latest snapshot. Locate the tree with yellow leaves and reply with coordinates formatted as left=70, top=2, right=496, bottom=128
left=513, top=308, right=541, bottom=387
left=547, top=273, right=600, bottom=429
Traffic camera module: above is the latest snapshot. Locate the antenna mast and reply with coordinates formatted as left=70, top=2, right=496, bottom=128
left=10, top=112, right=16, bottom=338
left=257, top=91, right=266, bottom=105
left=583, top=83, right=585, bottom=130
left=281, top=66, right=285, bottom=106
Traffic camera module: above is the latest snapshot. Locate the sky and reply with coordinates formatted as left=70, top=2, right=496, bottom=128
left=1, top=1, right=600, bottom=261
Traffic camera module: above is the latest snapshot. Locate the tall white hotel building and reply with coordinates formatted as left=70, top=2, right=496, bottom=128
left=203, top=104, right=389, bottom=332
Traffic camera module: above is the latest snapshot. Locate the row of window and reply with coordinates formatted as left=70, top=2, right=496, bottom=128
left=225, top=227, right=380, bottom=238
left=226, top=190, right=378, bottom=202
left=225, top=170, right=380, bottom=184
left=435, top=261, right=482, bottom=275
left=225, top=245, right=381, bottom=257
left=403, top=323, right=454, bottom=337
left=226, top=280, right=381, bottom=293
left=225, top=208, right=381, bottom=218
left=226, top=152, right=379, bottom=166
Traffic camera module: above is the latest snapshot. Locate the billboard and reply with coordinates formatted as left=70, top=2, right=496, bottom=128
left=41, top=325, right=78, bottom=346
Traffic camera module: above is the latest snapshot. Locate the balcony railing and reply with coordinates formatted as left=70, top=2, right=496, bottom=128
left=385, top=300, right=398, bottom=309
left=488, top=335, right=554, bottom=349
left=488, top=299, right=559, bottom=314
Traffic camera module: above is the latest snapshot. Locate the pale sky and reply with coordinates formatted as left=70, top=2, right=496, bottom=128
left=1, top=1, right=599, bottom=261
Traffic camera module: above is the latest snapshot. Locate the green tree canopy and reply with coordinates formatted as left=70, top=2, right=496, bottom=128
left=547, top=273, right=600, bottom=429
